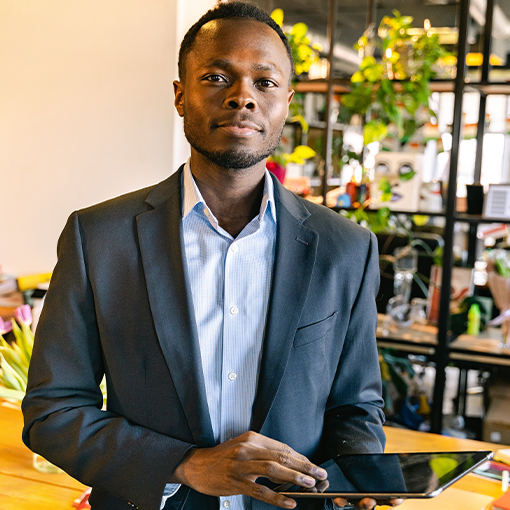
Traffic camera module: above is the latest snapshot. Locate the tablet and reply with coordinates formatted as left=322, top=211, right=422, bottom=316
left=275, top=451, right=493, bottom=499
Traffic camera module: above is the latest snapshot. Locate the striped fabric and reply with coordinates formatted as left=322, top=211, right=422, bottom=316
left=161, top=160, right=276, bottom=510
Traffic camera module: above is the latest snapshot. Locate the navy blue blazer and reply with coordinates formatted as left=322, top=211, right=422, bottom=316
left=22, top=168, right=385, bottom=510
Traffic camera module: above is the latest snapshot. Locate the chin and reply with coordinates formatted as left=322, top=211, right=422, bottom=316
left=194, top=146, right=272, bottom=170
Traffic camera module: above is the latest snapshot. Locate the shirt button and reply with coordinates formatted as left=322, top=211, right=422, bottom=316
left=228, top=372, right=237, bottom=381
left=230, top=306, right=238, bottom=316
left=223, top=501, right=231, bottom=508
left=231, top=244, right=239, bottom=253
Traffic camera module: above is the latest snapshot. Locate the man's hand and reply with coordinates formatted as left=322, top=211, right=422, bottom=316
left=333, top=496, right=404, bottom=509
left=171, top=431, right=327, bottom=508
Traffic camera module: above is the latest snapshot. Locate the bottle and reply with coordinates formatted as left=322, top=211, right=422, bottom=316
left=467, top=303, right=481, bottom=336
left=346, top=176, right=358, bottom=206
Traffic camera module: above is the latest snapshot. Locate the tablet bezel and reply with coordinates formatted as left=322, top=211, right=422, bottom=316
left=275, top=450, right=494, bottom=499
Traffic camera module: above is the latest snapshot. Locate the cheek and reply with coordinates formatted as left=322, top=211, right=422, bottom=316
left=263, top=96, right=289, bottom=123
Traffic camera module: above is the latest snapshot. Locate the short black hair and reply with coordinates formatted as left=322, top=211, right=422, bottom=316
left=178, top=1, right=294, bottom=82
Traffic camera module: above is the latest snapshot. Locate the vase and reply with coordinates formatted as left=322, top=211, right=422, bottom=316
left=32, top=453, right=63, bottom=474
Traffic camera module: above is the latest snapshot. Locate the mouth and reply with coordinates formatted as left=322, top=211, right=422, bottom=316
left=214, top=119, right=263, bottom=137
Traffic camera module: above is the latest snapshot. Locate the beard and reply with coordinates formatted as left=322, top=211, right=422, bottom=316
left=183, top=115, right=284, bottom=170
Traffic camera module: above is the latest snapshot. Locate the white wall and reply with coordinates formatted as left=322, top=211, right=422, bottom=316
left=0, top=0, right=215, bottom=275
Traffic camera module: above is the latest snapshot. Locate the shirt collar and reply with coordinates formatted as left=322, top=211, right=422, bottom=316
left=182, top=159, right=277, bottom=224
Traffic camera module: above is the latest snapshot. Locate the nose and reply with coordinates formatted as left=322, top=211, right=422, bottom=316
left=224, top=81, right=257, bottom=110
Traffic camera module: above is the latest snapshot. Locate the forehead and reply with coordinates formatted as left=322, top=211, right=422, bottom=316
left=187, top=18, right=292, bottom=77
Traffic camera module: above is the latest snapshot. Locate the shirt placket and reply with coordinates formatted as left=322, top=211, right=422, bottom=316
left=219, top=238, right=244, bottom=510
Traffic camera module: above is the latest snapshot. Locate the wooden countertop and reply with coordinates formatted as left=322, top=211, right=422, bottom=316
left=0, top=401, right=86, bottom=510
left=0, top=401, right=506, bottom=509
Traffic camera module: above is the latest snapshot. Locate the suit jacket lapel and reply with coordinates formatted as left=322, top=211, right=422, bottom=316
left=251, top=178, right=318, bottom=433
left=136, top=167, right=215, bottom=447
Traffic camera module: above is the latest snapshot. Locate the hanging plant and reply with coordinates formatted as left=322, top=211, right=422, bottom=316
left=341, top=11, right=451, bottom=146
left=271, top=8, right=321, bottom=132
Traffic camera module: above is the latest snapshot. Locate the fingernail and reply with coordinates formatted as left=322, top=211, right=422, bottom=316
left=315, top=468, right=327, bottom=479
left=302, top=476, right=316, bottom=487
left=284, top=499, right=296, bottom=508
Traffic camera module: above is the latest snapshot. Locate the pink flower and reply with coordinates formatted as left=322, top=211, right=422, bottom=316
left=15, top=304, right=32, bottom=326
left=0, top=317, right=13, bottom=335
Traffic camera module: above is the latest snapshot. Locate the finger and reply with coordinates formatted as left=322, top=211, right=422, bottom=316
left=357, top=497, right=377, bottom=510
left=244, top=459, right=320, bottom=488
left=234, top=444, right=327, bottom=481
left=243, top=432, right=311, bottom=463
left=316, top=479, right=329, bottom=493
left=247, top=481, right=297, bottom=509
left=333, top=497, right=351, bottom=508
left=371, top=498, right=404, bottom=508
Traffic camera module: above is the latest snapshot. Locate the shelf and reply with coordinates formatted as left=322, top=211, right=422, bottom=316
left=465, top=82, right=510, bottom=95
left=292, top=79, right=456, bottom=95
left=293, top=80, right=350, bottom=94
left=455, top=213, right=510, bottom=224
left=307, top=120, right=350, bottom=131
left=332, top=206, right=446, bottom=217
left=323, top=208, right=510, bottom=224
left=376, top=314, right=438, bottom=356
left=293, top=79, right=510, bottom=96
left=449, top=328, right=510, bottom=367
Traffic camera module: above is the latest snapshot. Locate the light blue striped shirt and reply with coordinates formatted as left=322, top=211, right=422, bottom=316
left=161, top=160, right=276, bottom=510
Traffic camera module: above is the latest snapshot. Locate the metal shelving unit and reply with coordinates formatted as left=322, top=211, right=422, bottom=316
left=305, top=0, right=508, bottom=434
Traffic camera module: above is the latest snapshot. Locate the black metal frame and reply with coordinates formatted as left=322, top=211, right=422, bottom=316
left=317, top=0, right=501, bottom=434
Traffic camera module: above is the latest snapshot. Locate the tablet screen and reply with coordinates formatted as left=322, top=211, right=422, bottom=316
left=276, top=451, right=493, bottom=498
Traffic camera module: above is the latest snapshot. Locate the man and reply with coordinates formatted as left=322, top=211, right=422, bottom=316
left=22, top=3, right=396, bottom=510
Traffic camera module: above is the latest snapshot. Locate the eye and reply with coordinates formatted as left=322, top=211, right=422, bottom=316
left=258, top=79, right=278, bottom=89
left=204, top=74, right=226, bottom=83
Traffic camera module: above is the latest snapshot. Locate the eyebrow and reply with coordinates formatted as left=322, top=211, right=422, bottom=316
left=204, top=59, right=284, bottom=75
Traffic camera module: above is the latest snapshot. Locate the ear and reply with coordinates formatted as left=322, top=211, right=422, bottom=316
left=173, top=80, right=185, bottom=117
left=285, top=87, right=295, bottom=118
left=287, top=87, right=295, bottom=106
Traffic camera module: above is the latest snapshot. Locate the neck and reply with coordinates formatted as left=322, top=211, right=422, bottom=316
left=189, top=151, right=267, bottom=238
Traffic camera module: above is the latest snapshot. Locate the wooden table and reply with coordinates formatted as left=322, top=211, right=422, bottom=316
left=0, top=401, right=86, bottom=510
left=0, top=401, right=506, bottom=509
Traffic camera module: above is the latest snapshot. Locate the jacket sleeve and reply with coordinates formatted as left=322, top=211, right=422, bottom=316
left=323, top=230, right=386, bottom=456
left=22, top=212, right=195, bottom=510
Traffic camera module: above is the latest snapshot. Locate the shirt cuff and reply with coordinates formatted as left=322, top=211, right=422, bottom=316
left=160, top=483, right=181, bottom=510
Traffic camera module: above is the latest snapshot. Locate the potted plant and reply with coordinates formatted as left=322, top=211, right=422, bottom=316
left=341, top=10, right=451, bottom=147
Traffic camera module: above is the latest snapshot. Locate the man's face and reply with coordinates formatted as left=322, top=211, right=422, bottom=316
left=174, top=18, right=294, bottom=170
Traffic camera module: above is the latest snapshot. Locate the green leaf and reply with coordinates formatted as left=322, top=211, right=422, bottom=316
left=11, top=321, right=32, bottom=366
left=351, top=71, right=364, bottom=83
left=399, top=168, right=416, bottom=181
left=378, top=177, right=392, bottom=194
left=0, top=354, right=26, bottom=391
left=291, top=22, right=308, bottom=39
left=364, top=64, right=384, bottom=82
left=0, top=386, right=24, bottom=401
left=0, top=344, right=28, bottom=380
left=363, top=119, right=387, bottom=145
left=289, top=113, right=309, bottom=132
left=361, top=56, right=377, bottom=69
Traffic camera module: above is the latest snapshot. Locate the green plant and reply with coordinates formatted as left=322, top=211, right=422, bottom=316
left=0, top=308, right=33, bottom=401
left=342, top=11, right=450, bottom=146
left=268, top=145, right=316, bottom=168
left=0, top=305, right=106, bottom=404
left=271, top=9, right=321, bottom=132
